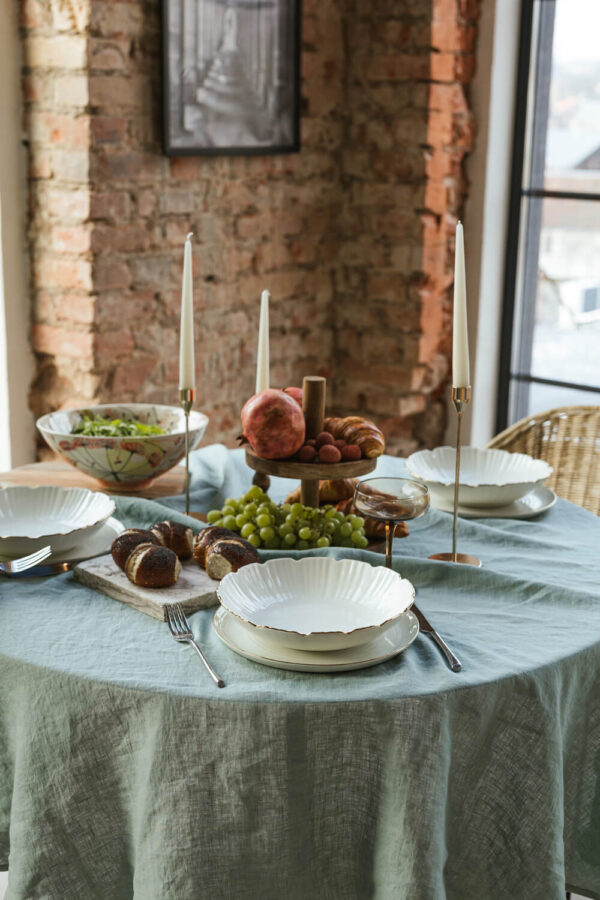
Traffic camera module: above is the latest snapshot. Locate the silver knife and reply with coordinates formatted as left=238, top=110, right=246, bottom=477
left=412, top=602, right=462, bottom=673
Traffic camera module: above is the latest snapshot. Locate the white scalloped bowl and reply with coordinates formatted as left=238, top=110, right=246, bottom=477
left=0, top=485, right=115, bottom=556
left=217, top=557, right=415, bottom=652
left=406, top=446, right=553, bottom=508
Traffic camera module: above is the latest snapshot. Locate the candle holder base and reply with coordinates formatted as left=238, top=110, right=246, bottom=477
left=429, top=551, right=482, bottom=567
left=430, top=385, right=482, bottom=566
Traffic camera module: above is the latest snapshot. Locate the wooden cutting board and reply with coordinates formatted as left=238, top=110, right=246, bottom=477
left=74, top=553, right=218, bottom=620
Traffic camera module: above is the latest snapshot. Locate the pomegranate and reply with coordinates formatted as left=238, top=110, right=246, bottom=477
left=240, top=389, right=305, bottom=459
left=283, top=386, right=303, bottom=407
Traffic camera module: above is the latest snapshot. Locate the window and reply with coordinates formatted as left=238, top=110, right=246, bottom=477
left=497, top=0, right=600, bottom=430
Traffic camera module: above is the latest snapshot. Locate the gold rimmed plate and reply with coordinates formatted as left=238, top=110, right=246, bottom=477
left=434, top=485, right=557, bottom=519
left=212, top=605, right=419, bottom=673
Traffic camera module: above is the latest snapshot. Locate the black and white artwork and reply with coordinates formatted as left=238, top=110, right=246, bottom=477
left=163, top=0, right=300, bottom=155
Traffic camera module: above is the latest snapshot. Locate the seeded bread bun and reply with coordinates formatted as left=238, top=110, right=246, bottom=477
left=205, top=539, right=260, bottom=580
left=125, top=544, right=182, bottom=588
left=193, top=526, right=243, bottom=568
left=111, top=529, right=161, bottom=570
left=150, top=520, right=194, bottom=559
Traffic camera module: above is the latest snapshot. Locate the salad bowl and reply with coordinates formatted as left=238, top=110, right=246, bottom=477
left=217, top=556, right=415, bottom=652
left=406, top=446, right=552, bottom=508
left=37, top=403, right=209, bottom=490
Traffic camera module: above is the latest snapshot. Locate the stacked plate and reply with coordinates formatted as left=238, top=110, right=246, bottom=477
left=213, top=557, right=419, bottom=673
left=406, top=447, right=556, bottom=518
left=0, top=485, right=123, bottom=563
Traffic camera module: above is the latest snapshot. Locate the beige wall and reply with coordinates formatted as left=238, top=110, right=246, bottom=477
left=0, top=0, right=36, bottom=466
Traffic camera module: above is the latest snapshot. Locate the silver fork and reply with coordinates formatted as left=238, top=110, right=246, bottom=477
left=0, top=545, right=52, bottom=575
left=165, top=602, right=225, bottom=688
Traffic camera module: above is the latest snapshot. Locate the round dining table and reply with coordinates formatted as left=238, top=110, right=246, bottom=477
left=1, top=446, right=600, bottom=900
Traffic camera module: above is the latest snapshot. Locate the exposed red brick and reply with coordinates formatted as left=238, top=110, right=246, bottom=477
left=27, top=111, right=90, bottom=147
left=32, top=324, right=93, bottom=358
left=90, top=191, right=130, bottom=221
left=26, top=35, right=87, bottom=70
left=91, top=223, right=149, bottom=253
left=50, top=225, right=91, bottom=254
left=90, top=116, right=127, bottom=144
left=46, top=187, right=89, bottom=221
left=94, top=329, right=134, bottom=359
left=54, top=74, right=89, bottom=107
left=112, top=357, right=158, bottom=394
left=35, top=255, right=92, bottom=291
left=93, top=258, right=131, bottom=290
left=24, top=0, right=480, bottom=452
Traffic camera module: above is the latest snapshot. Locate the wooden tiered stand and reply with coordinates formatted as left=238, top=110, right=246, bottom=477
left=244, top=376, right=377, bottom=507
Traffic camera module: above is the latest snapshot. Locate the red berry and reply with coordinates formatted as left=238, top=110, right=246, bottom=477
left=315, top=431, right=335, bottom=448
left=298, top=444, right=316, bottom=461
left=305, top=439, right=316, bottom=447
left=333, top=439, right=346, bottom=450
left=341, top=443, right=361, bottom=461
left=318, top=444, right=342, bottom=463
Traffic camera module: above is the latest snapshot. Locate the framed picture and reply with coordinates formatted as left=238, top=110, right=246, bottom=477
left=163, top=0, right=301, bottom=156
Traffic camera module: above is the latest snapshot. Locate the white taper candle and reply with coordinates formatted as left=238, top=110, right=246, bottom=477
left=452, top=222, right=470, bottom=388
left=256, top=289, right=270, bottom=393
left=179, top=232, right=195, bottom=392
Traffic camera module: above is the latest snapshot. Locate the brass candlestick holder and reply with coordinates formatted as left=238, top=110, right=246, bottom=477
left=180, top=388, right=194, bottom=515
left=429, top=386, right=482, bottom=567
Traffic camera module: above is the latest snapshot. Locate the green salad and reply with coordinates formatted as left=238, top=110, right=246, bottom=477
left=72, top=415, right=165, bottom=437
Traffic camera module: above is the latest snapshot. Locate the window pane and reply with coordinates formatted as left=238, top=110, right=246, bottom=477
left=544, top=0, right=600, bottom=194
left=530, top=197, right=600, bottom=385
left=509, top=194, right=600, bottom=423
left=509, top=379, right=600, bottom=420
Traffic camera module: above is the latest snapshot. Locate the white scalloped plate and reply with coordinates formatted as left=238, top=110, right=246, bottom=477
left=217, top=557, right=415, bottom=651
left=0, top=486, right=116, bottom=556
left=406, top=446, right=552, bottom=508
left=434, top=485, right=557, bottom=519
left=212, top=605, right=420, bottom=673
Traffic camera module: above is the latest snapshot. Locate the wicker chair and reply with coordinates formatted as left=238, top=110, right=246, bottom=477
left=487, top=406, right=600, bottom=516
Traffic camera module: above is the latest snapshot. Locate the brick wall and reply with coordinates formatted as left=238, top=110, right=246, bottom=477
left=333, top=0, right=477, bottom=456
left=21, top=0, right=479, bottom=454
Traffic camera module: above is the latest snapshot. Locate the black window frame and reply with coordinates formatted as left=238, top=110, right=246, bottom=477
left=496, top=0, right=600, bottom=433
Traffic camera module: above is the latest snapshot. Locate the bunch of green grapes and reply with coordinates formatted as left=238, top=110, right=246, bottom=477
left=206, top=486, right=368, bottom=551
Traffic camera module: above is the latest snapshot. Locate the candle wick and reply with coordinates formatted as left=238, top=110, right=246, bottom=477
left=186, top=232, right=194, bottom=241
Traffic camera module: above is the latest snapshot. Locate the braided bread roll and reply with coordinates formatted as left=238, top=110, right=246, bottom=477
left=150, top=520, right=194, bottom=559
left=193, top=527, right=258, bottom=569
left=205, top=539, right=260, bottom=580
left=323, top=416, right=385, bottom=458
left=111, top=529, right=161, bottom=570
left=125, top=544, right=182, bottom=587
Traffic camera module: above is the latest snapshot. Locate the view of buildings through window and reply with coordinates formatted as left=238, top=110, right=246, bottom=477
left=501, top=0, right=600, bottom=427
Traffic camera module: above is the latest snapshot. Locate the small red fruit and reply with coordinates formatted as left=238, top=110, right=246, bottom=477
left=341, top=443, right=361, bottom=461
left=305, top=439, right=316, bottom=447
left=298, top=444, right=316, bottom=462
left=283, top=387, right=303, bottom=407
left=333, top=439, right=346, bottom=450
left=315, top=431, right=335, bottom=448
left=318, top=444, right=342, bottom=463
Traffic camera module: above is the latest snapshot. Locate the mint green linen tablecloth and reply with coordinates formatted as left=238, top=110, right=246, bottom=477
left=1, top=446, right=600, bottom=900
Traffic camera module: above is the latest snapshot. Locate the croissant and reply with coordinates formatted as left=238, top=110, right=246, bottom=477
left=285, top=478, right=357, bottom=506
left=323, top=416, right=385, bottom=458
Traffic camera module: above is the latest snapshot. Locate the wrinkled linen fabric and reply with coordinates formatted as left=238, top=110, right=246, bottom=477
left=1, top=446, right=600, bottom=900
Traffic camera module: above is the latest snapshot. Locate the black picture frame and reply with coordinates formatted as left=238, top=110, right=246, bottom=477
left=162, top=0, right=301, bottom=156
